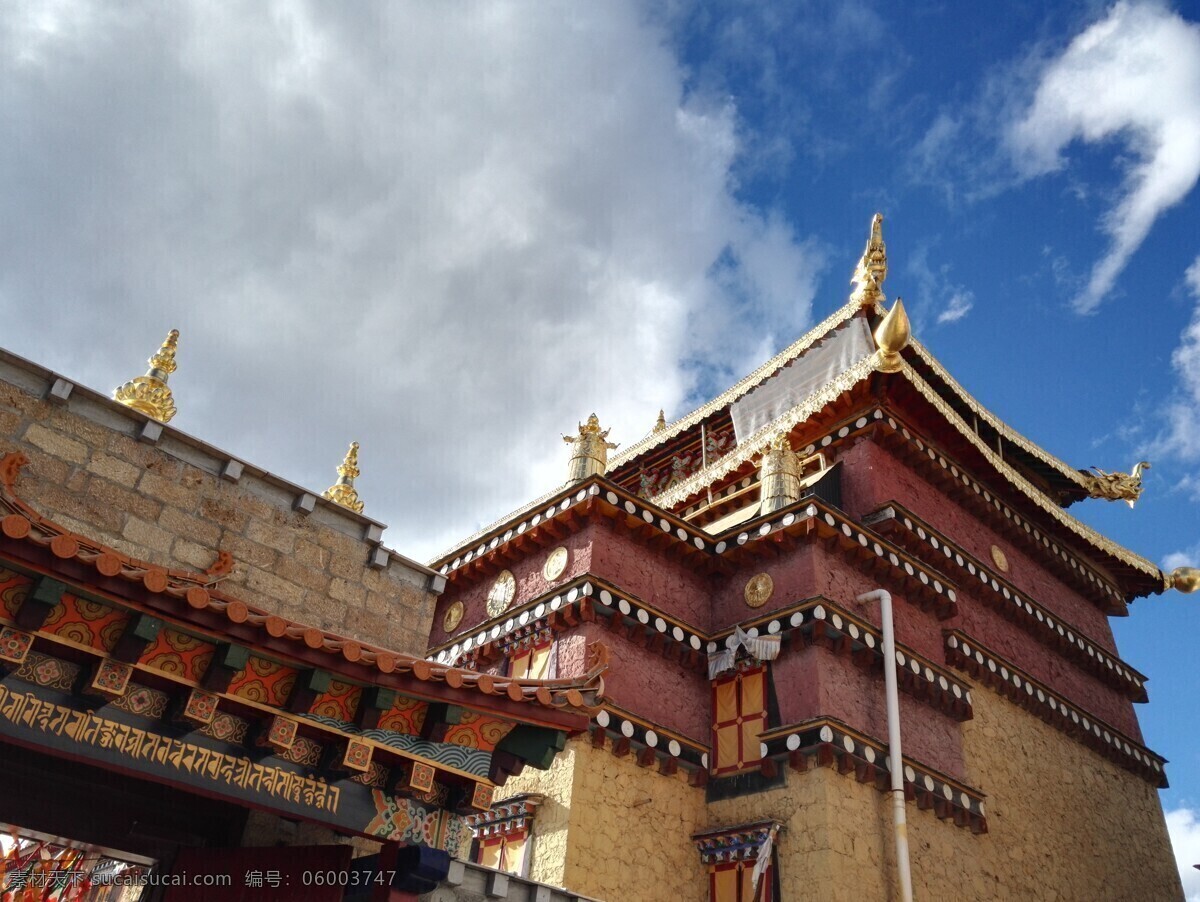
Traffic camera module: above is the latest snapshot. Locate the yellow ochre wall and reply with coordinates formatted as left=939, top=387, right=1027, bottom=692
left=497, top=688, right=1180, bottom=901
left=500, top=738, right=708, bottom=900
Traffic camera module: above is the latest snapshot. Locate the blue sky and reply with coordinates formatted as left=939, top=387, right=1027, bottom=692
left=671, top=4, right=1200, bottom=872
left=1, top=0, right=1198, bottom=887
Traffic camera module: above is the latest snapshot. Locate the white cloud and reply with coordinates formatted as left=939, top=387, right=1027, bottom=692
left=1008, top=2, right=1200, bottom=313
left=0, top=1, right=825, bottom=560
left=1151, top=254, right=1200, bottom=461
left=906, top=243, right=974, bottom=328
left=1164, top=544, right=1200, bottom=572
left=936, top=291, right=974, bottom=325
left=1167, top=806, right=1200, bottom=900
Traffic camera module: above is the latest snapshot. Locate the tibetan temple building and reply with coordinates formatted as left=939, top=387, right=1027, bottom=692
left=0, top=214, right=1195, bottom=901
left=427, top=217, right=1197, bottom=901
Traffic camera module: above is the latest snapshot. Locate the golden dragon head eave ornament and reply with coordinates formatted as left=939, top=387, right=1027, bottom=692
left=113, top=329, right=180, bottom=423
left=323, top=441, right=365, bottom=513
left=850, top=213, right=887, bottom=308
left=1083, top=461, right=1150, bottom=508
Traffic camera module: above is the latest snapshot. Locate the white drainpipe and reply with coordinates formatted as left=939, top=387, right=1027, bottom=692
left=858, top=589, right=914, bottom=902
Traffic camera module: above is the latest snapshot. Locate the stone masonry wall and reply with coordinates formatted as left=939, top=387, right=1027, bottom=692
left=497, top=738, right=708, bottom=902
left=707, top=685, right=1181, bottom=901
left=562, top=739, right=708, bottom=902
left=494, top=741, right=579, bottom=889
left=498, top=674, right=1180, bottom=900
left=0, top=357, right=440, bottom=657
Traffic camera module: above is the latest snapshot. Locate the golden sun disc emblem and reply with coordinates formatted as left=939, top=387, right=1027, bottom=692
left=991, top=545, right=1009, bottom=573
left=486, top=570, right=516, bottom=618
left=744, top=573, right=774, bottom=608
left=543, top=547, right=569, bottom=581
left=443, top=601, right=464, bottom=634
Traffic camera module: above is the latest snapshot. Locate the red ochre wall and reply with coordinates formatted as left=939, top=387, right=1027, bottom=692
left=587, top=521, right=716, bottom=631
left=838, top=437, right=1118, bottom=648
left=431, top=517, right=716, bottom=649
left=833, top=436, right=1142, bottom=736
left=435, top=428, right=1144, bottom=757
left=564, top=623, right=710, bottom=743
left=770, top=646, right=966, bottom=779
left=429, top=526, right=596, bottom=647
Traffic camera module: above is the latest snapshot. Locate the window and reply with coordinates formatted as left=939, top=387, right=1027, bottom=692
left=477, top=830, right=529, bottom=876
left=693, top=822, right=779, bottom=902
left=711, top=664, right=767, bottom=775
left=709, top=861, right=763, bottom=902
left=468, top=794, right=543, bottom=879
left=509, top=639, right=554, bottom=680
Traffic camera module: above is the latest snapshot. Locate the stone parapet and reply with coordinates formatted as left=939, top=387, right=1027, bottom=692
left=0, top=347, right=441, bottom=656
left=424, top=860, right=603, bottom=902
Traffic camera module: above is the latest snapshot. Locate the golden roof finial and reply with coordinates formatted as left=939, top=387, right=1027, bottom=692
left=653, top=409, right=667, bottom=433
left=1167, top=567, right=1199, bottom=593
left=323, top=442, right=365, bottom=513
left=564, top=413, right=618, bottom=482
left=873, top=298, right=910, bottom=373
left=850, top=213, right=887, bottom=307
left=113, top=329, right=180, bottom=423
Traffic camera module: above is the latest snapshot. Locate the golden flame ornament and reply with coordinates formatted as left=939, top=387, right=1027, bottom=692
left=323, top=442, right=365, bottom=513
left=113, top=329, right=180, bottom=423
left=873, top=298, right=911, bottom=373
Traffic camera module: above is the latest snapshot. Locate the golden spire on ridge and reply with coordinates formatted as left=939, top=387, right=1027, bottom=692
left=564, top=414, right=618, bottom=482
left=653, top=409, right=667, bottom=433
left=113, top=329, right=180, bottom=423
left=850, top=213, right=887, bottom=307
left=873, top=298, right=910, bottom=373
left=323, top=442, right=365, bottom=513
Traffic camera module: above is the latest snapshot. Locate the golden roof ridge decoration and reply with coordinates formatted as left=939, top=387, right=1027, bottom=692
left=649, top=355, right=878, bottom=509
left=759, top=430, right=802, bottom=515
left=608, top=301, right=866, bottom=468
left=1082, top=462, right=1150, bottom=507
left=113, top=329, right=180, bottom=423
left=647, top=353, right=1163, bottom=581
left=653, top=409, right=667, bottom=433
left=850, top=212, right=887, bottom=307
left=908, top=339, right=1092, bottom=492
left=1165, top=567, right=1200, bottom=593
left=900, top=362, right=1160, bottom=578
left=323, top=442, right=365, bottom=513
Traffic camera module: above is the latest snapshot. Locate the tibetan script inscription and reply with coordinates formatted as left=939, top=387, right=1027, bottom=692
left=0, top=684, right=339, bottom=814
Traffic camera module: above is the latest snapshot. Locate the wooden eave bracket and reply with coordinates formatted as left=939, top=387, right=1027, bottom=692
left=15, top=575, right=65, bottom=630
